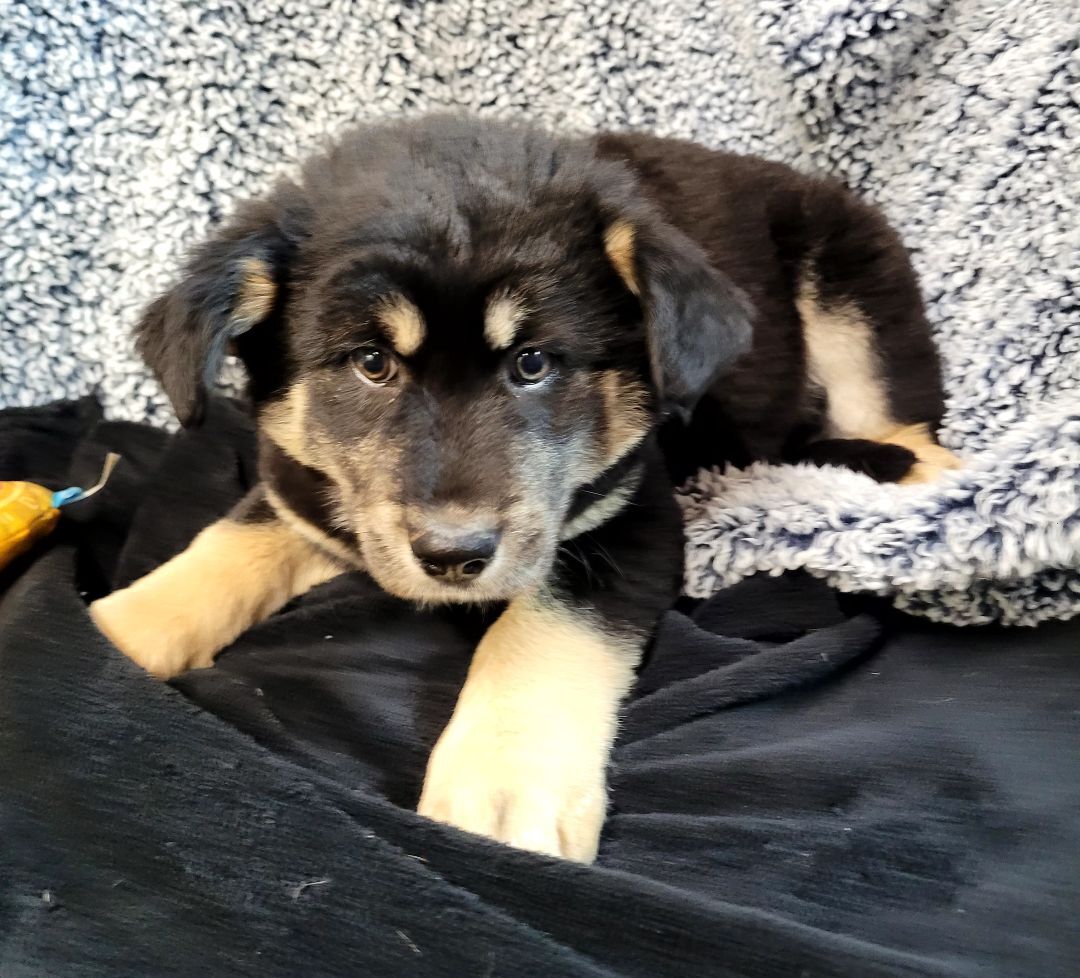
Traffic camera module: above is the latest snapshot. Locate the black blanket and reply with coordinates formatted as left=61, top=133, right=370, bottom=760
left=2, top=399, right=1079, bottom=978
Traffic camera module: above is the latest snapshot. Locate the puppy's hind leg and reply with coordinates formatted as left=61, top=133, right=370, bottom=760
left=89, top=490, right=343, bottom=679
left=794, top=191, right=961, bottom=485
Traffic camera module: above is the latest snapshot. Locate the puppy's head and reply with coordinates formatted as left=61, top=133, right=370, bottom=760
left=138, top=117, right=749, bottom=604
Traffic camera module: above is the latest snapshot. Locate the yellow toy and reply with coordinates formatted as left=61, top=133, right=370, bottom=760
left=0, top=454, right=119, bottom=570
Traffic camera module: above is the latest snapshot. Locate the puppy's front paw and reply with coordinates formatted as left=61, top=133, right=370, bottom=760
left=418, top=706, right=608, bottom=863
left=90, top=587, right=213, bottom=680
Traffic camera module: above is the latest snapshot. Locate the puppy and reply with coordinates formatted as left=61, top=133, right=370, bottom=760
left=90, top=115, right=958, bottom=862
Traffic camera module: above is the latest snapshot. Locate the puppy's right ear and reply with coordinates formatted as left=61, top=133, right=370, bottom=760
left=136, top=200, right=302, bottom=426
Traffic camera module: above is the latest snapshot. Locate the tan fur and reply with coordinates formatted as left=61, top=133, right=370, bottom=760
left=418, top=591, right=637, bottom=862
left=260, top=384, right=359, bottom=547
left=359, top=492, right=554, bottom=606
left=560, top=463, right=644, bottom=541
left=797, top=280, right=893, bottom=440
left=798, top=277, right=962, bottom=483
left=378, top=294, right=425, bottom=356
left=89, top=518, right=342, bottom=679
left=878, top=423, right=963, bottom=485
left=565, top=369, right=650, bottom=492
left=261, top=382, right=312, bottom=465
left=484, top=293, right=527, bottom=350
left=404, top=502, right=492, bottom=542
left=600, top=369, right=651, bottom=465
left=603, top=221, right=639, bottom=296
left=265, top=485, right=364, bottom=568
left=234, top=258, right=277, bottom=325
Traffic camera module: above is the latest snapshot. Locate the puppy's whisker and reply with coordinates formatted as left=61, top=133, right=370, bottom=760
left=591, top=541, right=626, bottom=580
left=556, top=543, right=599, bottom=588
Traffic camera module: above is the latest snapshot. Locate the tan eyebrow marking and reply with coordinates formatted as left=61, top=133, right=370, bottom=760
left=377, top=295, right=426, bottom=356
left=603, top=221, right=639, bottom=296
left=484, top=293, right=527, bottom=350
left=234, top=258, right=277, bottom=325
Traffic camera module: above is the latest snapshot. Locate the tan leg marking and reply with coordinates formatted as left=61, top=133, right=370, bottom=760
left=604, top=221, right=639, bottom=296
left=89, top=518, right=343, bottom=679
left=484, top=293, right=527, bottom=351
left=798, top=277, right=961, bottom=484
left=418, top=593, right=638, bottom=863
left=377, top=294, right=425, bottom=357
left=878, top=423, right=963, bottom=485
left=797, top=282, right=893, bottom=440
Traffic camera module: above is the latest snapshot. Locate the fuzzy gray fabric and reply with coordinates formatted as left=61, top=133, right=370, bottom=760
left=2, top=0, right=1077, bottom=625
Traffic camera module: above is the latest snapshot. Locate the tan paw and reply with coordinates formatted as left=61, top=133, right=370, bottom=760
left=89, top=586, right=214, bottom=680
left=899, top=442, right=963, bottom=485
left=418, top=706, right=608, bottom=863
left=881, top=424, right=963, bottom=485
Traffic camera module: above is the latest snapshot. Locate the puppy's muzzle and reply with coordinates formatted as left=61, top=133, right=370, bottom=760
left=409, top=519, right=501, bottom=583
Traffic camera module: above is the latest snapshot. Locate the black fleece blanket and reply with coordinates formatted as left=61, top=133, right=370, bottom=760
left=2, top=399, right=1079, bottom=978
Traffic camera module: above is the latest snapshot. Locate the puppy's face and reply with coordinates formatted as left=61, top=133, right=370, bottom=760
left=266, top=220, right=651, bottom=603
left=137, top=118, right=750, bottom=605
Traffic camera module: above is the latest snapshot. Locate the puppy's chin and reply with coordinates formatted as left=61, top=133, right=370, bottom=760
left=358, top=533, right=557, bottom=607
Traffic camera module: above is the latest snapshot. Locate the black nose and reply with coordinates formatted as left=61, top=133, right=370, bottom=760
left=410, top=525, right=501, bottom=582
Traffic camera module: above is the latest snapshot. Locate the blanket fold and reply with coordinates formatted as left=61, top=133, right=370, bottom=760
left=2, top=398, right=1079, bottom=977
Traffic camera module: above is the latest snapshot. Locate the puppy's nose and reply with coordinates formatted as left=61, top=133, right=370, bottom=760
left=410, top=525, right=501, bottom=581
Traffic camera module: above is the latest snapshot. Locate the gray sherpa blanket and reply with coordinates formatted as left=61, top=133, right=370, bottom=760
left=2, top=0, right=1077, bottom=625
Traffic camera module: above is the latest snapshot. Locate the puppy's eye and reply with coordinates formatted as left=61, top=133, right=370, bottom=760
left=351, top=346, right=398, bottom=385
left=510, top=348, right=552, bottom=385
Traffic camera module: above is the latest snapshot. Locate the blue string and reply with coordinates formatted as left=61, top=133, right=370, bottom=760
left=51, top=487, right=84, bottom=508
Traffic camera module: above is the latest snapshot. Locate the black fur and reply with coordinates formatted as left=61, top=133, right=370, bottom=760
left=136, top=115, right=947, bottom=635
left=556, top=438, right=686, bottom=638
left=797, top=440, right=918, bottom=483
left=632, top=222, right=753, bottom=421
left=595, top=131, right=947, bottom=474
left=257, top=439, right=358, bottom=550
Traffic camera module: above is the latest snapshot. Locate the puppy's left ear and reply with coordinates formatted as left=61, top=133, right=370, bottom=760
left=604, top=220, right=752, bottom=421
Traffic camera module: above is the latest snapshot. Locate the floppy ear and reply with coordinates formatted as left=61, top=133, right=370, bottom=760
left=136, top=201, right=300, bottom=426
left=604, top=219, right=752, bottom=422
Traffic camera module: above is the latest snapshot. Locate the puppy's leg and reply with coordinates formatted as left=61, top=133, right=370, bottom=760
left=89, top=498, right=343, bottom=679
left=796, top=285, right=961, bottom=484
left=876, top=423, right=963, bottom=485
left=799, top=438, right=918, bottom=483
left=418, top=592, right=638, bottom=863
left=793, top=188, right=961, bottom=485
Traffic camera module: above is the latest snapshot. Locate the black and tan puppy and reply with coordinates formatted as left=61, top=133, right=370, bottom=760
left=90, top=115, right=958, bottom=862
